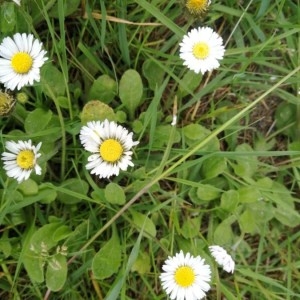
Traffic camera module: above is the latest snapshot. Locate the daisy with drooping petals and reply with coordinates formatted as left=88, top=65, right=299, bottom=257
left=160, top=250, right=211, bottom=300
left=1, top=140, right=42, bottom=183
left=179, top=27, right=225, bottom=75
left=79, top=119, right=139, bottom=179
left=0, top=33, right=47, bottom=90
left=209, top=245, right=235, bottom=273
left=186, top=0, right=211, bottom=15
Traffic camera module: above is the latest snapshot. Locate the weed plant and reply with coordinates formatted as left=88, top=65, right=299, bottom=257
left=0, top=0, right=300, bottom=299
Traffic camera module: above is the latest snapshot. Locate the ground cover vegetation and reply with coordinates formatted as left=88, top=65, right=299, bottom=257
left=0, top=0, right=300, bottom=299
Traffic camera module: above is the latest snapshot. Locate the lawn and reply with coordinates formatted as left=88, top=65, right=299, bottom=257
left=0, top=0, right=299, bottom=299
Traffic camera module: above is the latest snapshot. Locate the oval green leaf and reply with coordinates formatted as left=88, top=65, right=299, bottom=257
left=46, top=254, right=68, bottom=291
left=24, top=108, right=53, bottom=134
left=119, top=69, right=143, bottom=117
left=131, top=210, right=156, bottom=237
left=58, top=178, right=89, bottom=204
left=105, top=183, right=126, bottom=205
left=41, top=64, right=66, bottom=98
left=88, top=75, right=117, bottom=104
left=92, top=233, right=121, bottom=280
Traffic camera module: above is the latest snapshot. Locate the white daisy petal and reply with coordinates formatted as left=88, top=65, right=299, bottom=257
left=12, top=0, right=21, bottom=6
left=179, top=26, right=225, bottom=75
left=5, top=37, right=17, bottom=52
left=209, top=245, right=235, bottom=273
left=79, top=119, right=139, bottom=179
left=0, top=33, right=47, bottom=90
left=1, top=139, right=42, bottom=183
left=160, top=250, right=211, bottom=300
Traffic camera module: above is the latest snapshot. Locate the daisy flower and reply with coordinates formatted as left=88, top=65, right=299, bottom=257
left=1, top=140, right=42, bottom=183
left=186, top=0, right=211, bottom=15
left=12, top=0, right=21, bottom=5
left=79, top=119, right=139, bottom=179
left=179, top=27, right=225, bottom=75
left=160, top=250, right=211, bottom=300
left=209, top=245, right=235, bottom=273
left=0, top=33, right=47, bottom=90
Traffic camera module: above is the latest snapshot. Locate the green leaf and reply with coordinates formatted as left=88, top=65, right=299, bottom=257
left=30, top=223, right=62, bottom=251
left=220, top=190, right=239, bottom=212
left=131, top=210, right=156, bottom=237
left=196, top=184, right=221, bottom=201
left=178, top=70, right=202, bottom=97
left=105, top=183, right=126, bottom=205
left=274, top=102, right=296, bottom=138
left=255, top=177, right=273, bottom=189
left=201, top=156, right=227, bottom=179
left=239, top=209, right=257, bottom=234
left=233, top=143, right=258, bottom=178
left=131, top=251, right=151, bottom=275
left=53, top=226, right=72, bottom=242
left=274, top=203, right=300, bottom=227
left=182, top=124, right=219, bottom=150
left=57, top=178, right=89, bottom=204
left=91, top=189, right=105, bottom=203
left=152, top=125, right=181, bottom=148
left=46, top=254, right=68, bottom=292
left=23, top=223, right=63, bottom=283
left=57, top=96, right=69, bottom=109
left=23, top=253, right=44, bottom=283
left=18, top=179, right=39, bottom=196
left=38, top=183, right=57, bottom=204
left=88, top=75, right=117, bottom=104
left=213, top=221, right=233, bottom=245
left=80, top=100, right=116, bottom=124
left=142, top=59, right=164, bottom=91
left=181, top=217, right=201, bottom=239
left=119, top=69, right=143, bottom=117
left=92, top=233, right=121, bottom=279
left=132, top=119, right=143, bottom=134
left=238, top=186, right=261, bottom=203
left=248, top=201, right=274, bottom=225
left=41, top=64, right=66, bottom=98
left=0, top=3, right=16, bottom=33
left=0, top=233, right=12, bottom=259
left=24, top=108, right=53, bottom=134
left=116, top=110, right=127, bottom=123
left=254, top=133, right=276, bottom=151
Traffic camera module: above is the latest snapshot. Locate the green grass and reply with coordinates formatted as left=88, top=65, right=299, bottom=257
left=0, top=0, right=300, bottom=299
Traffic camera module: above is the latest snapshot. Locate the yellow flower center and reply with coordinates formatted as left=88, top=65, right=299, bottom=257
left=186, top=0, right=209, bottom=14
left=16, top=150, right=35, bottom=169
left=100, top=139, right=123, bottom=163
left=174, top=266, right=195, bottom=287
left=11, top=52, right=33, bottom=74
left=192, top=42, right=210, bottom=59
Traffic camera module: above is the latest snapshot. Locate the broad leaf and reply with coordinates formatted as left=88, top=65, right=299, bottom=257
left=92, top=232, right=121, bottom=280
left=88, top=75, right=117, bottom=103
left=119, top=69, right=143, bottom=117
left=105, top=183, right=126, bottom=205
left=46, top=254, right=68, bottom=291
left=131, top=210, right=156, bottom=237
left=24, top=108, right=52, bottom=134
